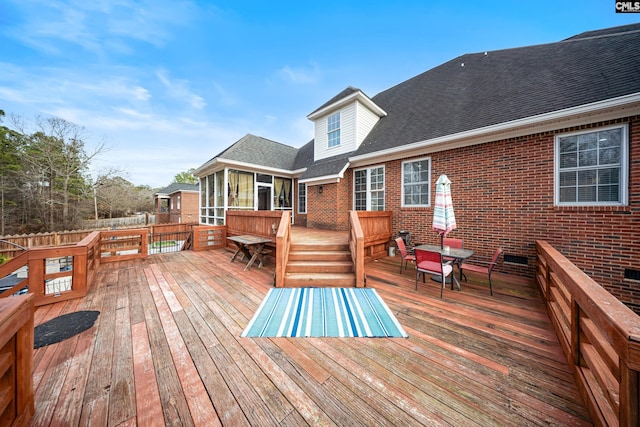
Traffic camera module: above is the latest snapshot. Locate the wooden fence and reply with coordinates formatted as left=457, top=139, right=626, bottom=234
left=536, top=240, right=640, bottom=426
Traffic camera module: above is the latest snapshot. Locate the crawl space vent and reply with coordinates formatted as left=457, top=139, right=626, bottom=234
left=504, top=254, right=528, bottom=265
left=624, top=269, right=640, bottom=281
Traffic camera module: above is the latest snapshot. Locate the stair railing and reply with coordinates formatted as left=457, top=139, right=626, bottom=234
left=348, top=211, right=365, bottom=287
left=274, top=211, right=291, bottom=287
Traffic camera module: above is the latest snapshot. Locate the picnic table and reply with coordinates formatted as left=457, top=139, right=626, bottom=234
left=227, top=235, right=273, bottom=271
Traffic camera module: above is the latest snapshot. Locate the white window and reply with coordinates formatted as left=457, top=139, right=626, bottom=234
left=555, top=125, right=628, bottom=206
left=298, top=183, right=307, bottom=214
left=402, top=158, right=431, bottom=207
left=354, top=166, right=385, bottom=211
left=327, top=112, right=340, bottom=148
left=177, top=195, right=181, bottom=210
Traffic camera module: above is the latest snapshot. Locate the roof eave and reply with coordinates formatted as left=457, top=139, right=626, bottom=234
left=349, top=93, right=640, bottom=167
left=299, top=162, right=350, bottom=185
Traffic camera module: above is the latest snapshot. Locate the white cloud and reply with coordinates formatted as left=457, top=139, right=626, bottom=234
left=4, top=0, right=197, bottom=55
left=132, top=86, right=151, bottom=101
left=277, top=63, right=322, bottom=85
left=156, top=69, right=206, bottom=109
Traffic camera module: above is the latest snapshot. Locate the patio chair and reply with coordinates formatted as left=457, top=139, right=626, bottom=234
left=415, top=248, right=453, bottom=298
left=442, top=237, right=463, bottom=272
left=459, top=247, right=503, bottom=296
left=395, top=237, right=416, bottom=274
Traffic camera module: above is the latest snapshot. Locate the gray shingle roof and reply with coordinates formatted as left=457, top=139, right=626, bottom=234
left=299, top=152, right=351, bottom=180
left=156, top=183, right=199, bottom=195
left=308, top=86, right=361, bottom=117
left=354, top=23, right=640, bottom=156
left=216, top=134, right=300, bottom=170
left=196, top=24, right=640, bottom=181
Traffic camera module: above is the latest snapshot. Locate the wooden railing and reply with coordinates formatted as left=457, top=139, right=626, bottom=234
left=99, top=229, right=148, bottom=263
left=274, top=211, right=292, bottom=288
left=348, top=211, right=365, bottom=288
left=191, top=225, right=226, bottom=251
left=76, top=231, right=101, bottom=291
left=536, top=240, right=640, bottom=427
left=0, top=229, right=148, bottom=306
left=0, top=294, right=34, bottom=426
left=226, top=210, right=282, bottom=239
left=357, top=211, right=393, bottom=261
left=0, top=246, right=89, bottom=307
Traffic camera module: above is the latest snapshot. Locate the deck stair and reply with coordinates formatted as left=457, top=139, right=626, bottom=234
left=284, top=241, right=355, bottom=287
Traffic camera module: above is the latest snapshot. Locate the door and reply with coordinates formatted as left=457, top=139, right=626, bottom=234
left=257, top=185, right=272, bottom=210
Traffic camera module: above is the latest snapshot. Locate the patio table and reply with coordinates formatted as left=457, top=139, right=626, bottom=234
left=228, top=235, right=273, bottom=271
left=414, top=244, right=474, bottom=290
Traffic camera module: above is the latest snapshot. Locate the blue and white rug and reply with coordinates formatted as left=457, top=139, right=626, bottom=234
left=242, top=287, right=408, bottom=338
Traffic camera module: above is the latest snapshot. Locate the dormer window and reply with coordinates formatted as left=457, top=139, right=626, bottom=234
left=327, top=112, right=341, bottom=148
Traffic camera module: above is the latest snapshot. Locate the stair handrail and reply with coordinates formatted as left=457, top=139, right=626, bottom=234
left=348, top=211, right=365, bottom=287
left=274, top=211, right=291, bottom=287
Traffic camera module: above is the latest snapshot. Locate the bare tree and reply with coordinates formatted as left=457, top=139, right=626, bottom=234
left=14, top=116, right=107, bottom=231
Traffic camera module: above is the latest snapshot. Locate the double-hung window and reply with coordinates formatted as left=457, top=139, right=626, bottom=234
left=298, top=183, right=307, bottom=214
left=327, top=112, right=340, bottom=148
left=402, top=158, right=431, bottom=207
left=555, top=125, right=628, bottom=206
left=354, top=166, right=385, bottom=211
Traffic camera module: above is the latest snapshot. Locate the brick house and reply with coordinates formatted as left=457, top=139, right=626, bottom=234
left=194, top=24, right=640, bottom=311
left=154, top=183, right=199, bottom=224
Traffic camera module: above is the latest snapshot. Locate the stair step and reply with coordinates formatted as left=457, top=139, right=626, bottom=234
left=287, top=261, right=353, bottom=274
left=284, top=272, right=356, bottom=288
left=288, top=250, right=351, bottom=262
left=290, top=243, right=350, bottom=252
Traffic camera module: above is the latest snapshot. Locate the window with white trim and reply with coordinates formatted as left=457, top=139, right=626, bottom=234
left=298, top=182, right=306, bottom=214
left=555, top=125, right=628, bottom=206
left=402, top=158, right=431, bottom=207
left=354, top=166, right=385, bottom=211
left=327, top=112, right=340, bottom=148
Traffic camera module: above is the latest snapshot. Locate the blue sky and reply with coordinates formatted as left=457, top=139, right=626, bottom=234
left=1, top=1, right=638, bottom=187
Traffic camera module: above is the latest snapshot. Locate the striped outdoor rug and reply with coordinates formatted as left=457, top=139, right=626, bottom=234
left=242, top=287, right=408, bottom=338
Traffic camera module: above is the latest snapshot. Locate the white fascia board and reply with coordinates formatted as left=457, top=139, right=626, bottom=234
left=290, top=167, right=308, bottom=176
left=307, top=91, right=387, bottom=120
left=348, top=93, right=640, bottom=167
left=299, top=177, right=342, bottom=185
left=298, top=162, right=350, bottom=185
left=193, top=158, right=219, bottom=177
left=217, top=158, right=296, bottom=177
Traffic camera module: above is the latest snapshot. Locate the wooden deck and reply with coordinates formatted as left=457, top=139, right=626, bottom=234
left=30, top=248, right=592, bottom=426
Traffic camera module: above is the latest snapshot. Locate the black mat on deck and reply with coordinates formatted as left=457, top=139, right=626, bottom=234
left=34, top=310, right=100, bottom=349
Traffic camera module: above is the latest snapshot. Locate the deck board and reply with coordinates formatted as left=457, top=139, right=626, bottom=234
left=29, top=246, right=592, bottom=426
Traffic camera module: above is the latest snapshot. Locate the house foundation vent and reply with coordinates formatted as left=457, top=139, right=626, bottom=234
left=624, top=269, right=640, bottom=281
left=504, top=254, right=528, bottom=265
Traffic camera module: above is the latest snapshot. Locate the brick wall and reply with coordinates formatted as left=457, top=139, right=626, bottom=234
left=169, top=192, right=199, bottom=224
left=385, top=116, right=639, bottom=312
left=300, top=116, right=639, bottom=312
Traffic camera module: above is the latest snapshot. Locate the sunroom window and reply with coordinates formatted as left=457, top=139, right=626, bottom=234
left=555, top=125, right=628, bottom=206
